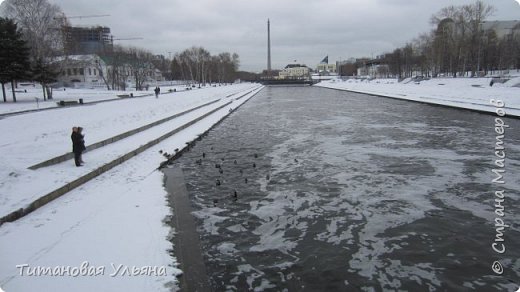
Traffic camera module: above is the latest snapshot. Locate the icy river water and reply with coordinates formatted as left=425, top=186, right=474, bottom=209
left=169, top=86, right=520, bottom=291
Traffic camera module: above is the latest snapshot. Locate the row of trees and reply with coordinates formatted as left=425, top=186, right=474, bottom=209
left=391, top=1, right=519, bottom=78
left=93, top=46, right=241, bottom=91
left=340, top=1, right=519, bottom=79
left=94, top=45, right=157, bottom=91
left=171, top=47, right=240, bottom=85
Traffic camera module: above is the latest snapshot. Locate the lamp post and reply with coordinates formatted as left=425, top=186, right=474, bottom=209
left=477, top=21, right=482, bottom=75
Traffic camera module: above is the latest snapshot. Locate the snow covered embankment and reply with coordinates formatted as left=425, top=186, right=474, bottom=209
left=0, top=83, right=263, bottom=292
left=316, top=78, right=520, bottom=117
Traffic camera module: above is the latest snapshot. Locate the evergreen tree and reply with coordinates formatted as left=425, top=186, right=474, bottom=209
left=170, top=57, right=183, bottom=80
left=0, top=17, right=30, bottom=102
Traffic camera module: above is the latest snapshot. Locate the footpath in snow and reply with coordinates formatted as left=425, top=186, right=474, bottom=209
left=315, top=77, right=520, bottom=117
left=0, top=83, right=263, bottom=292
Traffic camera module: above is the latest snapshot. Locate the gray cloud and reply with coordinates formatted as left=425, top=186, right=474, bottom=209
left=47, top=0, right=520, bottom=72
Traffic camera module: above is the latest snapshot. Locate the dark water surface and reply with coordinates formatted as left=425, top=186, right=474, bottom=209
left=169, top=86, right=520, bottom=291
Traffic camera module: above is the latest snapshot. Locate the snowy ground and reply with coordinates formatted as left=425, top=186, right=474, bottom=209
left=1, top=77, right=518, bottom=291
left=315, top=76, right=520, bottom=117
left=0, top=83, right=263, bottom=292
left=0, top=83, right=202, bottom=115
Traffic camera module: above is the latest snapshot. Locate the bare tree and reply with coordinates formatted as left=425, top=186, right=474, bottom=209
left=174, top=47, right=240, bottom=85
left=178, top=49, right=196, bottom=84
left=213, top=52, right=240, bottom=83
left=462, top=0, right=495, bottom=76
left=216, top=53, right=230, bottom=83
left=102, top=45, right=131, bottom=91
left=178, top=47, right=213, bottom=86
left=126, top=47, right=154, bottom=90
left=194, top=47, right=211, bottom=85
left=413, top=31, right=435, bottom=77
left=430, top=1, right=495, bottom=77
left=3, top=0, right=67, bottom=60
left=340, top=1, right=507, bottom=80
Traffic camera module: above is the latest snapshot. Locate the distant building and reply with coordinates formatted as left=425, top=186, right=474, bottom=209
left=53, top=54, right=108, bottom=88
left=316, top=56, right=337, bottom=73
left=153, top=68, right=165, bottom=82
left=316, top=63, right=337, bottom=73
left=53, top=54, right=164, bottom=89
left=357, top=59, right=390, bottom=78
left=278, top=64, right=311, bottom=79
left=437, top=19, right=520, bottom=40
left=481, top=20, right=520, bottom=39
left=63, top=26, right=112, bottom=55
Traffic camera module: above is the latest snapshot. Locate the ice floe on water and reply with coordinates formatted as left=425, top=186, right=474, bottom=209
left=191, top=207, right=228, bottom=235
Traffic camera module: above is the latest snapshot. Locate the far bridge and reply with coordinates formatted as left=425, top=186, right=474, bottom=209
left=259, top=79, right=316, bottom=86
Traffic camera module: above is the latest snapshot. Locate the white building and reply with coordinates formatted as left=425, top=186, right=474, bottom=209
left=53, top=54, right=164, bottom=89
left=356, top=59, right=390, bottom=78
left=154, top=69, right=165, bottom=82
left=316, top=56, right=337, bottom=74
left=278, top=64, right=311, bottom=79
left=316, top=63, right=336, bottom=73
left=54, top=55, right=108, bottom=88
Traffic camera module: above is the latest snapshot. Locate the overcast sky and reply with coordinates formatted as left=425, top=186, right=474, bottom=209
left=37, top=0, right=520, bottom=71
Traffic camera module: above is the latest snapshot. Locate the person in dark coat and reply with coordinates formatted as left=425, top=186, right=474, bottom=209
left=71, top=127, right=82, bottom=166
left=154, top=86, right=160, bottom=98
left=77, top=127, right=86, bottom=164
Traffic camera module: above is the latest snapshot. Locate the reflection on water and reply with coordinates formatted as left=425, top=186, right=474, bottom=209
left=171, top=86, right=520, bottom=291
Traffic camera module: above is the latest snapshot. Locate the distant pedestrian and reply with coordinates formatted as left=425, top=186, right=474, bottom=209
left=71, top=127, right=82, bottom=167
left=154, top=86, right=160, bottom=98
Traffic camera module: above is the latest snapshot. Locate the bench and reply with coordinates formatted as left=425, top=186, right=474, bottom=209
left=56, top=99, right=83, bottom=106
left=56, top=100, right=79, bottom=106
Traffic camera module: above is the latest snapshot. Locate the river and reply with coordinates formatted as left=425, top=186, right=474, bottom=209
left=167, top=86, right=520, bottom=291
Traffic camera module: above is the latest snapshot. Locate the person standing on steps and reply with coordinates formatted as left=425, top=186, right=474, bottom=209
left=77, top=127, right=86, bottom=164
left=71, top=127, right=82, bottom=167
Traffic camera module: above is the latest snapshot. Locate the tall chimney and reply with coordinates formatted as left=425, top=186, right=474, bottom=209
left=267, top=19, right=271, bottom=78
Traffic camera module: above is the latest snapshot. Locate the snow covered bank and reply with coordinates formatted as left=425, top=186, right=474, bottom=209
left=315, top=78, right=520, bottom=117
left=0, top=84, right=209, bottom=115
left=0, top=84, right=260, bottom=219
left=0, top=83, right=263, bottom=292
